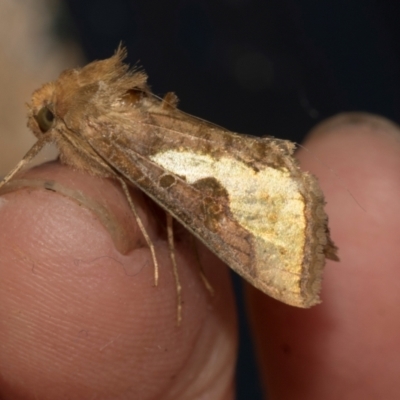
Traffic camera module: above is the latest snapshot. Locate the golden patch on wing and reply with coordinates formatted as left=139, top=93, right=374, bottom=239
left=150, top=150, right=310, bottom=304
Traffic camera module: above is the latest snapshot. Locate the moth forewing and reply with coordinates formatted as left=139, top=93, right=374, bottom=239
left=88, top=119, right=337, bottom=307
left=2, top=48, right=338, bottom=311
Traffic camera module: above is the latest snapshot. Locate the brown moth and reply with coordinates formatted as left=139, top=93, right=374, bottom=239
left=0, top=48, right=338, bottom=313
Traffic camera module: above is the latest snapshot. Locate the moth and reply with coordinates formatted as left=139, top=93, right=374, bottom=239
left=0, top=48, right=338, bottom=319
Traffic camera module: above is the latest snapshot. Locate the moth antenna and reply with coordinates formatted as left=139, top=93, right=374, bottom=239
left=0, top=138, right=47, bottom=190
left=117, top=178, right=159, bottom=286
left=166, top=213, right=183, bottom=325
left=190, top=235, right=214, bottom=295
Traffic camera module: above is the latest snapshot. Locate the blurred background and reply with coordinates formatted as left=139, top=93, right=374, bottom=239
left=1, top=0, right=399, bottom=398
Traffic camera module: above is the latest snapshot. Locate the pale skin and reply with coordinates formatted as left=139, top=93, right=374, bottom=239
left=0, top=113, right=399, bottom=399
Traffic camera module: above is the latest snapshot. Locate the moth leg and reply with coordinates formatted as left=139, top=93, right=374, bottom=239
left=190, top=235, right=214, bottom=295
left=117, top=178, right=159, bottom=286
left=166, top=213, right=182, bottom=325
left=0, top=138, right=47, bottom=190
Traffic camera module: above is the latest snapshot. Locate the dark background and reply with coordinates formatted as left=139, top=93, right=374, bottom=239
left=57, top=1, right=400, bottom=398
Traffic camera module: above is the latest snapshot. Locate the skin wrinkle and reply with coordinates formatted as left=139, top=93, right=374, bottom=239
left=0, top=178, right=136, bottom=255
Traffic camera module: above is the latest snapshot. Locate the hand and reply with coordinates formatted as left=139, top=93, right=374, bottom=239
left=0, top=113, right=399, bottom=399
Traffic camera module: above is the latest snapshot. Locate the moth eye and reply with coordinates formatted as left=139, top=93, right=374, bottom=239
left=35, top=106, right=55, bottom=133
left=121, top=89, right=146, bottom=106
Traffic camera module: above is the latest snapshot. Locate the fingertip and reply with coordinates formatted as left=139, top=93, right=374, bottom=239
left=298, top=112, right=400, bottom=199
left=0, top=162, right=238, bottom=399
left=298, top=112, right=400, bottom=270
left=248, top=113, right=400, bottom=399
left=0, top=162, right=172, bottom=397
